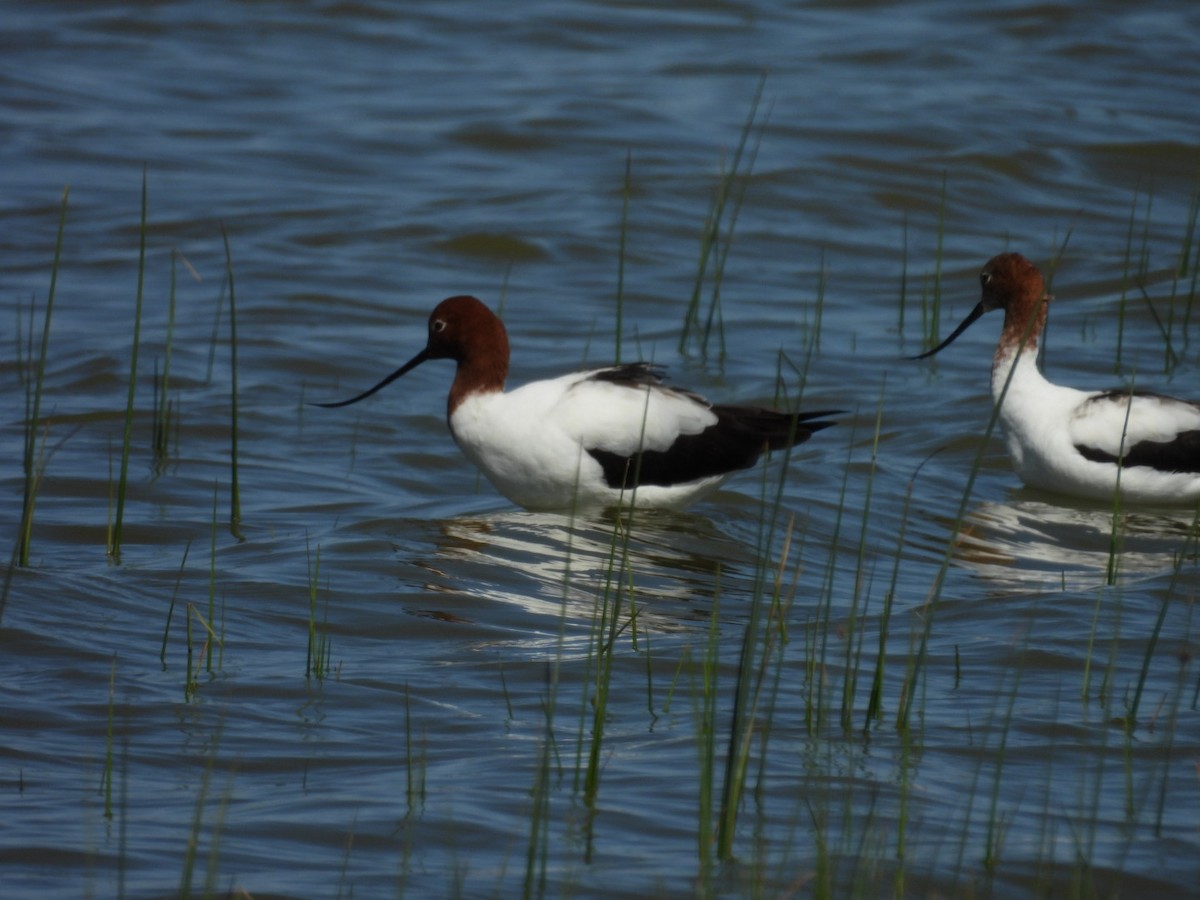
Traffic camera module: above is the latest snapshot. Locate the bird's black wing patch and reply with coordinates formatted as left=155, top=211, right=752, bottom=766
left=587, top=407, right=839, bottom=489
left=1075, top=430, right=1200, bottom=474
left=586, top=363, right=664, bottom=383
left=1074, top=390, right=1200, bottom=473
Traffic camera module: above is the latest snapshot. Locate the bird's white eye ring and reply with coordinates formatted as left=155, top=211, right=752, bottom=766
left=980, top=271, right=992, bottom=287
left=432, top=319, right=447, bottom=333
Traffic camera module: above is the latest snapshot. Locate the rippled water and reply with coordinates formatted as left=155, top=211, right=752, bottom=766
left=3, top=1, right=1199, bottom=896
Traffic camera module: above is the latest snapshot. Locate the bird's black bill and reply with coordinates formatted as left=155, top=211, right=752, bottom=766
left=909, top=301, right=987, bottom=360
left=315, top=348, right=430, bottom=408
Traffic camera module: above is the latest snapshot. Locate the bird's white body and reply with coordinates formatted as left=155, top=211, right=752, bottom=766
left=450, top=368, right=725, bottom=510
left=993, top=341, right=1200, bottom=503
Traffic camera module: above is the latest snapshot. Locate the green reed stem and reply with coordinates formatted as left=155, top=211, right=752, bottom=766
left=679, top=72, right=765, bottom=357
left=927, top=173, right=947, bottom=348
left=982, top=638, right=1027, bottom=875
left=402, top=684, right=426, bottom=815
left=205, top=279, right=225, bottom=385
left=103, top=655, right=117, bottom=819
left=813, top=419, right=855, bottom=735
left=897, top=213, right=909, bottom=337
left=18, top=186, right=69, bottom=567
left=615, top=149, right=631, bottom=364
left=178, top=723, right=223, bottom=898
left=841, top=382, right=885, bottom=730
left=1181, top=176, right=1200, bottom=341
left=699, top=108, right=766, bottom=361
left=523, top=728, right=552, bottom=900
left=154, top=250, right=180, bottom=466
left=693, top=577, right=721, bottom=880
left=110, top=168, right=148, bottom=563
left=305, top=537, right=332, bottom=681
left=867, top=454, right=929, bottom=726
left=184, top=600, right=196, bottom=700
left=221, top=225, right=243, bottom=534
left=1115, top=185, right=1141, bottom=372
left=202, top=772, right=235, bottom=898
left=161, top=539, right=192, bottom=666
left=207, top=483, right=217, bottom=672
left=1128, top=507, right=1199, bottom=728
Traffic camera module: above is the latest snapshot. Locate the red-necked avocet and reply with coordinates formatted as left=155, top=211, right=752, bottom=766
left=319, top=295, right=840, bottom=510
left=914, top=252, right=1200, bottom=504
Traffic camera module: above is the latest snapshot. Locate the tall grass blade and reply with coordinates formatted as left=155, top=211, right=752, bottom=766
left=161, top=539, right=193, bottom=666
left=110, top=168, right=149, bottom=562
left=926, top=173, right=947, bottom=349
left=615, top=149, right=631, bottom=364
left=177, top=724, right=222, bottom=898
left=207, top=483, right=218, bottom=672
left=103, top=655, right=117, bottom=819
left=18, top=186, right=69, bottom=567
left=221, top=225, right=243, bottom=535
left=305, top=536, right=332, bottom=681
left=679, top=72, right=766, bottom=357
left=154, top=250, right=181, bottom=468
left=897, top=213, right=909, bottom=337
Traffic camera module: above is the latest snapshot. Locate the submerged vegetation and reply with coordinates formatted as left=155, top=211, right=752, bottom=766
left=2, top=161, right=1199, bottom=898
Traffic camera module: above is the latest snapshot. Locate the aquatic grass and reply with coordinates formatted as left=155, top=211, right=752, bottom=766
left=1151, top=596, right=1195, bottom=836
left=177, top=749, right=212, bottom=895
left=716, top=513, right=798, bottom=862
left=1180, top=178, right=1200, bottom=341
left=305, top=538, right=333, bottom=681
left=944, top=645, right=1022, bottom=895
left=206, top=483, right=218, bottom=673
left=981, top=635, right=1029, bottom=878
left=931, top=174, right=947, bottom=341
left=221, top=225, right=243, bottom=535
left=897, top=213, right=909, bottom=338
left=160, top=539, right=193, bottom=667
left=102, top=655, right=117, bottom=820
left=867, top=452, right=929, bottom=726
left=522, top=523, right=578, bottom=899
left=915, top=175, right=949, bottom=356
left=811, top=250, right=828, bottom=354
left=691, top=577, right=722, bottom=882
left=152, top=250, right=182, bottom=470
left=109, top=168, right=149, bottom=563
left=1115, top=181, right=1155, bottom=373
left=17, top=185, right=69, bottom=568
left=839, top=382, right=886, bottom=731
left=678, top=73, right=766, bottom=358
left=203, top=772, right=235, bottom=897
left=701, top=351, right=831, bottom=869
left=808, top=415, right=856, bottom=736
left=497, top=656, right=515, bottom=721
left=1127, top=507, right=1200, bottom=730
left=572, top=388, right=666, bottom=855
left=614, top=149, right=631, bottom=364
left=204, top=278, right=226, bottom=385
left=185, top=604, right=221, bottom=701
left=523, top=714, right=554, bottom=900
left=1080, top=582, right=1107, bottom=701
left=402, top=685, right=427, bottom=816
left=177, top=725, right=230, bottom=899
left=579, top=505, right=642, bottom=858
